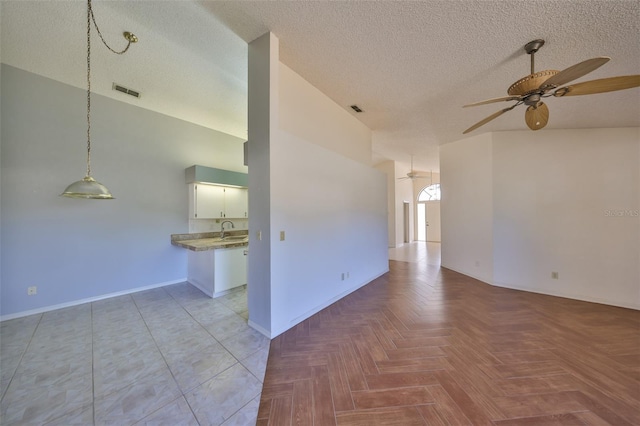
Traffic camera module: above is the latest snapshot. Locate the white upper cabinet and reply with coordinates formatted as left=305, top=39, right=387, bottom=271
left=189, top=184, right=248, bottom=219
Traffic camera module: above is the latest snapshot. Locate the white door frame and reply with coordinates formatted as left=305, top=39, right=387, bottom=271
left=426, top=201, right=441, bottom=242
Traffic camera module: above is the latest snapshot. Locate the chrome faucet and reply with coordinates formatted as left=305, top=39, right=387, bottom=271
left=220, top=220, right=235, bottom=239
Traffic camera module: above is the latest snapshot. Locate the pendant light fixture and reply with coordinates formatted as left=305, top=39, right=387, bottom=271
left=61, top=0, right=137, bottom=199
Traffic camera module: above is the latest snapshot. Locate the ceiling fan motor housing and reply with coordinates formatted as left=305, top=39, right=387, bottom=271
left=508, top=70, right=559, bottom=96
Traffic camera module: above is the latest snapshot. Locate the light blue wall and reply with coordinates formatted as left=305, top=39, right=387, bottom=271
left=0, top=65, right=247, bottom=318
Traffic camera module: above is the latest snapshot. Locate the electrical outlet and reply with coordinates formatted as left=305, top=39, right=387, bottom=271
left=551, top=272, right=559, bottom=279
left=346, top=272, right=350, bottom=279
left=341, top=273, right=345, bottom=281
left=256, top=231, right=262, bottom=241
left=27, top=286, right=37, bottom=296
left=280, top=231, right=285, bottom=241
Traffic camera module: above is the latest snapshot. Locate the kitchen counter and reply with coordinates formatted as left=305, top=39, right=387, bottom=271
left=171, top=232, right=248, bottom=251
left=172, top=231, right=248, bottom=298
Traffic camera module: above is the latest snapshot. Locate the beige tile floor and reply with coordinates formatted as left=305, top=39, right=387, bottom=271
left=388, top=240, right=441, bottom=265
left=0, top=284, right=269, bottom=425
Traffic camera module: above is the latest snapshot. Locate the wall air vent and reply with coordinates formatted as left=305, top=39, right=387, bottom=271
left=350, top=104, right=363, bottom=113
left=112, top=83, right=141, bottom=99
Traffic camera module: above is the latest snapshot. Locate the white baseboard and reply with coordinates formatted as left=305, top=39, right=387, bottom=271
left=270, top=268, right=390, bottom=338
left=0, top=279, right=187, bottom=322
left=248, top=320, right=272, bottom=339
left=440, top=264, right=492, bottom=285
left=492, top=280, right=640, bottom=311
left=441, top=265, right=639, bottom=311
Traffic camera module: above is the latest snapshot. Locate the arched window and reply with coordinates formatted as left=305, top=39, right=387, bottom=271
left=418, top=183, right=441, bottom=201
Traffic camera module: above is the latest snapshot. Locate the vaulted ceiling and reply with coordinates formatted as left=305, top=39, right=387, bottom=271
left=2, top=1, right=639, bottom=172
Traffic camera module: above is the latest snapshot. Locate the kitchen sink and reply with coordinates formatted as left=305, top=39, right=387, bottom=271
left=223, top=235, right=248, bottom=241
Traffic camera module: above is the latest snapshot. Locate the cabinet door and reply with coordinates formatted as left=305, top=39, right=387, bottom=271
left=187, top=250, right=215, bottom=297
left=224, top=187, right=248, bottom=218
left=195, top=184, right=225, bottom=218
left=214, top=247, right=247, bottom=293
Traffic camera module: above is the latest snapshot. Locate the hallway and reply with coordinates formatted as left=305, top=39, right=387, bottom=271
left=389, top=241, right=441, bottom=265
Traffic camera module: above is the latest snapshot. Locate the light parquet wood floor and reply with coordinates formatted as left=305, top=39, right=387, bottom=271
left=258, top=259, right=640, bottom=425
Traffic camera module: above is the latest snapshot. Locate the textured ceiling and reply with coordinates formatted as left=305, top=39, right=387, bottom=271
left=2, top=1, right=639, bottom=172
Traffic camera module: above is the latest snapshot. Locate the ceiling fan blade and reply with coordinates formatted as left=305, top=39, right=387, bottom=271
left=553, top=75, right=640, bottom=97
left=463, top=106, right=515, bottom=134
left=540, top=57, right=610, bottom=90
left=525, top=102, right=549, bottom=131
left=463, top=96, right=521, bottom=107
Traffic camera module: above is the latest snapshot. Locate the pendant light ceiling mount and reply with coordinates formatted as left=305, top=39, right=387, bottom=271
left=61, top=0, right=137, bottom=199
left=123, top=31, right=138, bottom=44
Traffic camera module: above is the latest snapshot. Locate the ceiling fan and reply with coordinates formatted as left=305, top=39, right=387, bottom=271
left=398, top=156, right=431, bottom=181
left=463, top=39, right=640, bottom=134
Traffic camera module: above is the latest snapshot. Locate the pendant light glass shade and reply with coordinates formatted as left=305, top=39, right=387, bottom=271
left=61, top=176, right=114, bottom=199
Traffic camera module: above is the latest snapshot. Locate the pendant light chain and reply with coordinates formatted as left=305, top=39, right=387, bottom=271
left=88, top=0, right=133, bottom=55
left=86, top=0, right=92, bottom=177
left=85, top=0, right=135, bottom=178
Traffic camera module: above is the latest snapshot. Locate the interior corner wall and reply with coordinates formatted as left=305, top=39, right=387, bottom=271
left=246, top=32, right=278, bottom=336
left=492, top=128, right=639, bottom=310
left=440, top=133, right=494, bottom=283
left=269, top=58, right=387, bottom=338
left=441, top=127, right=639, bottom=310
left=374, top=160, right=396, bottom=248
left=0, top=64, right=247, bottom=318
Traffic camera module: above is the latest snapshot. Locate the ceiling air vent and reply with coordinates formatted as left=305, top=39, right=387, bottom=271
left=350, top=104, right=363, bottom=113
left=112, top=83, right=141, bottom=99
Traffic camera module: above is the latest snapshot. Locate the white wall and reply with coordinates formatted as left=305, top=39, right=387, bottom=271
left=374, top=160, right=415, bottom=248
left=395, top=165, right=414, bottom=246
left=440, top=128, right=640, bottom=310
left=279, top=64, right=371, bottom=166
left=440, top=133, right=494, bottom=283
left=374, top=160, right=395, bottom=247
left=270, top=131, right=388, bottom=335
left=247, top=33, right=388, bottom=338
left=492, top=128, right=639, bottom=309
left=0, top=6, right=3, bottom=301
left=0, top=65, right=247, bottom=318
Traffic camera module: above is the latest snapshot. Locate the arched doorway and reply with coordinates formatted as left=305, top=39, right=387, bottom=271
left=417, top=183, right=441, bottom=242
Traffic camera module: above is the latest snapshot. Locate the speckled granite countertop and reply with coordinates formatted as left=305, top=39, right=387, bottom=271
left=171, top=231, right=248, bottom=251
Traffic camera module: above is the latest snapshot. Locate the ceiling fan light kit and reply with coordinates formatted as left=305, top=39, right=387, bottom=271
left=463, top=39, right=640, bottom=134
